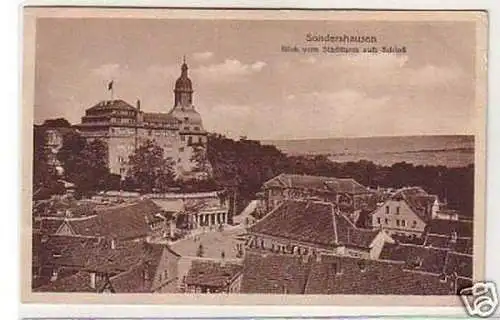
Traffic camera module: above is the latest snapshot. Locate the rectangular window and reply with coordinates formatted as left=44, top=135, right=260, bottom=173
left=181, top=135, right=185, bottom=142
left=385, top=206, right=389, bottom=214
left=396, top=219, right=400, bottom=227
left=385, top=218, right=389, bottom=225
left=179, top=147, right=184, bottom=152
left=412, top=220, right=417, bottom=228
left=396, top=206, right=400, bottom=215
left=402, top=220, right=406, bottom=227
left=377, top=217, right=381, bottom=224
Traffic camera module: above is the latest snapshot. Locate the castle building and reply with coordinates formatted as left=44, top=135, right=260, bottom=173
left=76, top=60, right=208, bottom=179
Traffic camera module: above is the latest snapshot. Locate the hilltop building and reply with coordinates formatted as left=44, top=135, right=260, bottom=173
left=76, top=60, right=208, bottom=179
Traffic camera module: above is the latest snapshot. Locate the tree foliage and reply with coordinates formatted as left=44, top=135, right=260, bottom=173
left=126, top=139, right=175, bottom=193
left=57, top=131, right=110, bottom=196
left=207, top=133, right=475, bottom=217
left=32, top=126, right=64, bottom=199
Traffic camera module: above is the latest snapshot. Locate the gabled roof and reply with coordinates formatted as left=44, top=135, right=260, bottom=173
left=379, top=242, right=472, bottom=280
left=262, top=174, right=371, bottom=195
left=390, top=187, right=438, bottom=222
left=426, top=219, right=473, bottom=238
left=66, top=199, right=163, bottom=240
left=240, top=251, right=311, bottom=294
left=184, top=260, right=242, bottom=288
left=248, top=200, right=379, bottom=249
left=37, top=235, right=100, bottom=268
left=34, top=271, right=105, bottom=293
left=240, top=251, right=453, bottom=295
left=85, top=242, right=165, bottom=275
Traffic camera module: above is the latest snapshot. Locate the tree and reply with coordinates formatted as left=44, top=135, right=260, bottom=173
left=42, top=118, right=72, bottom=128
left=57, top=131, right=109, bottom=196
left=191, top=145, right=212, bottom=175
left=126, top=139, right=175, bottom=193
left=32, top=126, right=64, bottom=199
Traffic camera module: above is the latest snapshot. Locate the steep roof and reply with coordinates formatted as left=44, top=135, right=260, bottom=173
left=248, top=200, right=379, bottom=249
left=67, top=199, right=163, bottom=240
left=263, top=174, right=371, bottom=195
left=379, top=242, right=472, bottom=280
left=36, top=235, right=100, bottom=268
left=184, top=260, right=242, bottom=288
left=85, top=241, right=165, bottom=275
left=391, top=187, right=437, bottom=222
left=34, top=271, right=105, bottom=293
left=240, top=251, right=453, bottom=295
left=241, top=251, right=311, bottom=294
left=379, top=243, right=448, bottom=275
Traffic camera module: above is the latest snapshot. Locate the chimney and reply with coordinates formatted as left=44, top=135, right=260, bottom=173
left=90, top=272, right=96, bottom=289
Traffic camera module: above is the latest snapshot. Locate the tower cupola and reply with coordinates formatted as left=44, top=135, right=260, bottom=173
left=174, top=57, right=193, bottom=107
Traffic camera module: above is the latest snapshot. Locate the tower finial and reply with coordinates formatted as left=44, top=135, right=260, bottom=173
left=183, top=55, right=186, bottom=64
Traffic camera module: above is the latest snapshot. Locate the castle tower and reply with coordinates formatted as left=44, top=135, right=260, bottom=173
left=174, top=57, right=193, bottom=108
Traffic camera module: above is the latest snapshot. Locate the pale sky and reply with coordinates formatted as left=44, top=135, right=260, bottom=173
left=34, top=18, right=477, bottom=140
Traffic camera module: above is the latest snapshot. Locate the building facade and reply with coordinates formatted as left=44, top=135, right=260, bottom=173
left=76, top=60, right=208, bottom=179
left=369, top=187, right=439, bottom=237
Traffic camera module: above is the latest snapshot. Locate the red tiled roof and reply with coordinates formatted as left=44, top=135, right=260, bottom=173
left=249, top=200, right=379, bottom=249
left=263, top=174, right=371, bottom=195
left=185, top=260, right=242, bottom=288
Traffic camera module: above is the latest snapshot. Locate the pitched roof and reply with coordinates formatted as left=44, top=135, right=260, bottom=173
left=85, top=241, right=165, bottom=275
left=263, top=174, right=371, bottom=194
left=248, top=200, right=379, bottom=249
left=378, top=243, right=448, bottom=275
left=184, top=260, right=242, bottom=288
left=143, top=112, right=179, bottom=125
left=240, top=251, right=453, bottom=295
left=36, top=219, right=63, bottom=235
left=426, top=219, right=473, bottom=238
left=240, top=251, right=311, bottom=294
left=304, top=254, right=452, bottom=295
left=444, top=252, right=473, bottom=279
left=67, top=199, right=163, bottom=240
left=34, top=271, right=104, bottom=293
left=391, top=187, right=437, bottom=222
left=37, top=235, right=100, bottom=268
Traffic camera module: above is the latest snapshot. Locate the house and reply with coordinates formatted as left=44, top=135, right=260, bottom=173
left=369, top=187, right=439, bottom=237
left=261, top=174, right=375, bottom=217
left=423, top=219, right=473, bottom=254
left=378, top=242, right=473, bottom=294
left=34, top=241, right=181, bottom=293
left=246, top=199, right=393, bottom=260
left=240, top=249, right=460, bottom=295
left=182, top=259, right=243, bottom=293
left=54, top=199, right=170, bottom=241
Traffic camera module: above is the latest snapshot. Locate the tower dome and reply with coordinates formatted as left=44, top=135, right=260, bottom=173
left=174, top=59, right=193, bottom=107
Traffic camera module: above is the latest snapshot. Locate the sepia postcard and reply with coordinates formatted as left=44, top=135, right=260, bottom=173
left=21, top=7, right=488, bottom=307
